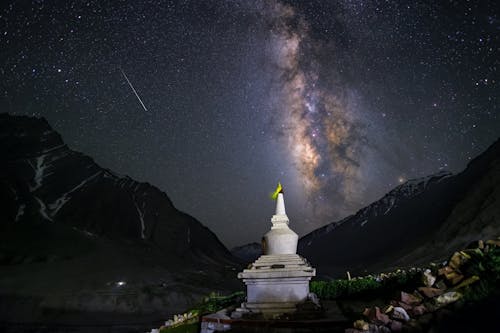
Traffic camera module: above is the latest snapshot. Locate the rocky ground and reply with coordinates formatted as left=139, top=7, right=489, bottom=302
left=341, top=238, right=500, bottom=333
left=148, top=237, right=500, bottom=333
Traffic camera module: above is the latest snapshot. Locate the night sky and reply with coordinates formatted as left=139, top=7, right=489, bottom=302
left=1, top=1, right=499, bottom=248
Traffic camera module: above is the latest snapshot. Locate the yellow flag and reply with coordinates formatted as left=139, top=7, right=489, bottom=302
left=270, top=182, right=283, bottom=200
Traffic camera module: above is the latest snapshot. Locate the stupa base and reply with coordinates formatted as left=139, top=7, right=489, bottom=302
left=236, top=254, right=315, bottom=318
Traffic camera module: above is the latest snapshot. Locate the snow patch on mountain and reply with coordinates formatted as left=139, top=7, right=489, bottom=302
left=363, top=171, right=453, bottom=222
left=389, top=170, right=452, bottom=199
left=300, top=171, right=454, bottom=247
left=383, top=197, right=396, bottom=215
left=35, top=197, right=52, bottom=221
left=15, top=204, right=25, bottom=222
left=133, top=196, right=146, bottom=239
left=39, top=143, right=65, bottom=155
left=29, top=155, right=48, bottom=191
left=49, top=171, right=102, bottom=216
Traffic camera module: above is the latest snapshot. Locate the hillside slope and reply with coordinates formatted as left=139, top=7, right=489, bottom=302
left=0, top=114, right=240, bottom=328
left=298, top=138, right=500, bottom=277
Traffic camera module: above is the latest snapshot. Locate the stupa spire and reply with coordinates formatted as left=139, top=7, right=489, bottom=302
left=275, top=192, right=286, bottom=215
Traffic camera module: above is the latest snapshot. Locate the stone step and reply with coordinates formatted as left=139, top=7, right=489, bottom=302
left=258, top=254, right=302, bottom=259
left=244, top=302, right=297, bottom=309
left=253, top=259, right=307, bottom=265
left=251, top=265, right=311, bottom=270
left=254, top=257, right=305, bottom=262
left=248, top=263, right=313, bottom=268
left=254, top=260, right=309, bottom=265
left=239, top=269, right=315, bottom=279
left=254, top=256, right=306, bottom=261
left=244, top=268, right=315, bottom=274
left=252, top=261, right=308, bottom=266
left=241, top=302, right=298, bottom=315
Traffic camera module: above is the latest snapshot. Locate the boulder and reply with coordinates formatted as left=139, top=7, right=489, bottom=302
left=389, top=320, right=403, bottom=332
left=422, top=269, right=436, bottom=287
left=373, top=325, right=391, bottom=333
left=435, top=280, right=447, bottom=290
left=400, top=291, right=422, bottom=305
left=411, top=304, right=426, bottom=316
left=453, top=275, right=479, bottom=290
left=362, top=324, right=390, bottom=333
left=449, top=251, right=470, bottom=270
left=382, top=305, right=393, bottom=314
left=439, top=266, right=464, bottom=285
left=308, top=292, right=321, bottom=307
left=437, top=266, right=454, bottom=276
left=435, top=291, right=462, bottom=307
left=396, top=301, right=413, bottom=311
left=391, top=306, right=410, bottom=321
left=353, top=319, right=369, bottom=330
left=486, top=239, right=500, bottom=247
left=466, top=239, right=485, bottom=250
left=448, top=272, right=464, bottom=285
left=345, top=329, right=363, bottom=333
left=418, top=287, right=444, bottom=298
left=364, top=307, right=390, bottom=325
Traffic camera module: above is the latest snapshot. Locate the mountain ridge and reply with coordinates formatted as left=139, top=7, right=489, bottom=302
left=0, top=113, right=233, bottom=259
left=301, top=170, right=454, bottom=243
left=0, top=113, right=240, bottom=328
left=299, top=136, right=500, bottom=277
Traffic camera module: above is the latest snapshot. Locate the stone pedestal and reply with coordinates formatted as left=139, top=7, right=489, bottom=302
left=235, top=192, right=316, bottom=317
left=237, top=254, right=315, bottom=315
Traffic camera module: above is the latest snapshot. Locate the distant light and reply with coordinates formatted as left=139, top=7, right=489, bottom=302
left=116, top=281, right=126, bottom=287
left=398, top=177, right=405, bottom=183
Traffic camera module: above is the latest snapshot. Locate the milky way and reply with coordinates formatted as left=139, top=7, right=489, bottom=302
left=264, top=1, right=371, bottom=218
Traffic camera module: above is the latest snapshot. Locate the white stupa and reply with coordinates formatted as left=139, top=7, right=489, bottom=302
left=235, top=187, right=316, bottom=316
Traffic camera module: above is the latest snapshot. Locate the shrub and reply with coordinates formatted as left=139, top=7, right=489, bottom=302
left=462, top=247, right=500, bottom=302
left=311, top=270, right=420, bottom=300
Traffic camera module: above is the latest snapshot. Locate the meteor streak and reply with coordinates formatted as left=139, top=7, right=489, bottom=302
left=120, top=68, right=148, bottom=112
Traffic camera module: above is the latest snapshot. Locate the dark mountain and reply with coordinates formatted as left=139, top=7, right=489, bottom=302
left=0, top=114, right=240, bottom=329
left=231, top=242, right=262, bottom=263
left=299, top=138, right=500, bottom=278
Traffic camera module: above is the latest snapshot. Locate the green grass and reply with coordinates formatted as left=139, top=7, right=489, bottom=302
left=311, top=246, right=500, bottom=302
left=311, top=269, right=420, bottom=300
left=158, top=291, right=244, bottom=332
left=196, top=291, right=245, bottom=314
left=459, top=247, right=500, bottom=302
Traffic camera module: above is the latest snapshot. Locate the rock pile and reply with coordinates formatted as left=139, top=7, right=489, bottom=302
left=145, top=310, right=198, bottom=333
left=345, top=238, right=500, bottom=333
